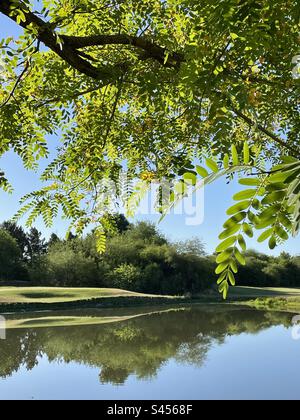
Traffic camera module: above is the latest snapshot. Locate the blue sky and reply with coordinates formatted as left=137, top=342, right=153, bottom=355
left=0, top=13, right=299, bottom=256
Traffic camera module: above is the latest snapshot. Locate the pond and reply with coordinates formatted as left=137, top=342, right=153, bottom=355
left=0, top=304, right=299, bottom=400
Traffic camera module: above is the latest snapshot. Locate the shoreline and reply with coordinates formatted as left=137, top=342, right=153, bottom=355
left=1, top=285, right=300, bottom=315
left=0, top=295, right=220, bottom=314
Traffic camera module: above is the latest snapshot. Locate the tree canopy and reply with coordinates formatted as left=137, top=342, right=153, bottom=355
left=0, top=1, right=299, bottom=295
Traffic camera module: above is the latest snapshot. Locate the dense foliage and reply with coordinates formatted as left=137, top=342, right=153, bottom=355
left=0, top=229, right=25, bottom=280
left=29, top=222, right=214, bottom=294
left=0, top=1, right=299, bottom=295
left=0, top=220, right=299, bottom=293
left=0, top=221, right=47, bottom=281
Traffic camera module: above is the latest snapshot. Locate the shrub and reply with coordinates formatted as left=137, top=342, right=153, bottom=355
left=107, top=264, right=143, bottom=291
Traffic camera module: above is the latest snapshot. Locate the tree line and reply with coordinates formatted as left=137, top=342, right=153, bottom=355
left=0, top=217, right=299, bottom=294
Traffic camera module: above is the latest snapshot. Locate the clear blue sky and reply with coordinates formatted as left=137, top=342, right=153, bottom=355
left=0, top=13, right=299, bottom=256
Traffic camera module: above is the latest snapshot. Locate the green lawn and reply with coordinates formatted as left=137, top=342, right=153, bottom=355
left=227, top=286, right=300, bottom=312
left=0, top=287, right=172, bottom=304
left=2, top=285, right=300, bottom=315
left=228, top=286, right=300, bottom=299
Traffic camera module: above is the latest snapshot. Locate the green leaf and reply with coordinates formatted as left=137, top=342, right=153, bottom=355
left=278, top=214, right=292, bottom=230
left=248, top=211, right=258, bottom=224
left=242, top=223, right=253, bottom=238
left=257, top=228, right=273, bottom=243
left=223, top=154, right=230, bottom=169
left=216, top=236, right=237, bottom=253
left=275, top=225, right=289, bottom=241
left=223, top=212, right=247, bottom=228
left=261, top=190, right=286, bottom=205
left=219, top=224, right=241, bottom=240
left=222, top=281, right=229, bottom=299
left=231, top=145, right=239, bottom=166
left=233, top=189, right=256, bottom=201
left=252, top=199, right=261, bottom=210
left=228, top=271, right=236, bottom=286
left=238, top=235, right=247, bottom=251
left=258, top=204, right=281, bottom=221
left=196, top=166, right=209, bottom=178
left=239, top=178, right=260, bottom=186
left=216, top=248, right=233, bottom=264
left=215, top=261, right=229, bottom=274
left=230, top=259, right=238, bottom=273
left=255, top=217, right=277, bottom=230
left=183, top=172, right=197, bottom=186
left=217, top=271, right=228, bottom=285
left=227, top=200, right=251, bottom=215
left=265, top=182, right=286, bottom=192
left=95, top=227, right=106, bottom=254
left=269, top=236, right=277, bottom=250
left=243, top=142, right=250, bottom=165
left=206, top=158, right=219, bottom=173
left=234, top=248, right=246, bottom=266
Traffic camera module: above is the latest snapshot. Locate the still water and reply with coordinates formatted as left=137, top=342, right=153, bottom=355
left=0, top=304, right=299, bottom=400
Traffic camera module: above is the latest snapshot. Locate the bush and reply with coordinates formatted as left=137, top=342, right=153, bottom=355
left=107, top=264, right=143, bottom=291
left=44, top=242, right=103, bottom=287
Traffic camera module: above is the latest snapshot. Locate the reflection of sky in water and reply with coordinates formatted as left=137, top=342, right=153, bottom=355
left=0, top=306, right=298, bottom=400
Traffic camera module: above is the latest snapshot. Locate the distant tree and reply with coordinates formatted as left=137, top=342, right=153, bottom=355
left=175, top=238, right=206, bottom=257
left=278, top=252, right=292, bottom=262
left=47, top=233, right=60, bottom=248
left=112, top=214, right=131, bottom=234
left=27, top=228, right=47, bottom=263
left=127, top=222, right=167, bottom=245
left=1, top=221, right=29, bottom=260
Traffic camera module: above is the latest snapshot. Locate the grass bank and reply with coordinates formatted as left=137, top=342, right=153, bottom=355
left=0, top=287, right=189, bottom=313
left=2, top=286, right=300, bottom=315
left=226, top=286, right=300, bottom=313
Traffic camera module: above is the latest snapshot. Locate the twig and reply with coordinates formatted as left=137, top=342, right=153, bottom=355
left=232, top=107, right=300, bottom=158
left=0, top=60, right=30, bottom=109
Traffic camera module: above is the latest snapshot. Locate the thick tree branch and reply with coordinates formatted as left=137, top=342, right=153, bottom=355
left=62, top=34, right=184, bottom=68
left=0, top=1, right=127, bottom=80
left=0, top=0, right=182, bottom=83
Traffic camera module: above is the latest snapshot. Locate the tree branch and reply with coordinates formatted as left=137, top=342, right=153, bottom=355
left=0, top=60, right=30, bottom=109
left=0, top=0, right=126, bottom=80
left=0, top=0, right=183, bottom=83
left=232, top=107, right=300, bottom=158
left=62, top=34, right=184, bottom=68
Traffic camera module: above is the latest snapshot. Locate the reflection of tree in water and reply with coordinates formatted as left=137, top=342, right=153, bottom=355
left=100, top=367, right=131, bottom=385
left=0, top=307, right=292, bottom=384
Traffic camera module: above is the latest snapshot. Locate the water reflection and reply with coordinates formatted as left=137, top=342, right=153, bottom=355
left=0, top=305, right=292, bottom=385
